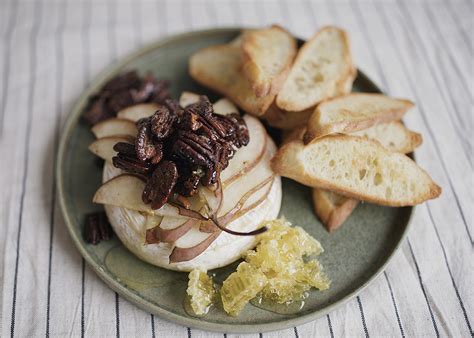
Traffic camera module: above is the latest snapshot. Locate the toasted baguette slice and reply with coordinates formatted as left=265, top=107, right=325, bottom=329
left=272, top=135, right=441, bottom=206
left=189, top=45, right=274, bottom=116
left=281, top=126, right=307, bottom=145
left=263, top=104, right=313, bottom=130
left=304, top=93, right=414, bottom=143
left=312, top=121, right=422, bottom=231
left=241, top=26, right=297, bottom=97
left=276, top=26, right=354, bottom=111
left=352, top=121, right=422, bottom=153
left=284, top=122, right=422, bottom=153
left=338, top=66, right=357, bottom=95
left=312, top=189, right=359, bottom=232
left=271, top=60, right=354, bottom=132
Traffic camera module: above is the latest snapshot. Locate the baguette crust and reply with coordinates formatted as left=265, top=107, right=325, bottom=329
left=312, top=189, right=359, bottom=232
left=304, top=93, right=414, bottom=143
left=311, top=121, right=422, bottom=231
left=263, top=104, right=313, bottom=130
left=272, top=135, right=441, bottom=206
left=351, top=121, right=422, bottom=153
left=189, top=45, right=274, bottom=116
left=276, top=26, right=354, bottom=111
left=242, top=25, right=297, bottom=97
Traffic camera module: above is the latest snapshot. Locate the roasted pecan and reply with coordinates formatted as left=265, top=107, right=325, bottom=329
left=83, top=96, right=113, bottom=125
left=107, top=90, right=135, bottom=113
left=180, top=110, right=202, bottom=131
left=112, top=156, right=151, bottom=175
left=142, top=161, right=178, bottom=209
left=164, top=98, right=180, bottom=112
left=136, top=121, right=159, bottom=162
left=225, top=113, right=250, bottom=147
left=173, top=138, right=211, bottom=167
left=113, top=142, right=136, bottom=156
left=103, top=71, right=141, bottom=93
left=83, top=71, right=171, bottom=125
left=84, top=212, right=113, bottom=245
left=106, top=93, right=249, bottom=211
left=130, top=76, right=156, bottom=102
left=149, top=79, right=172, bottom=104
left=150, top=106, right=176, bottom=139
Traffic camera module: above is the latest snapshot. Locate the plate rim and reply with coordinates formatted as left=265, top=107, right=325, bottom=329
left=56, top=27, right=414, bottom=334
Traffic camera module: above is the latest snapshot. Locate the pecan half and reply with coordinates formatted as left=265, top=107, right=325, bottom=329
left=136, top=121, right=160, bottom=162
left=142, top=160, right=178, bottom=209
left=150, top=106, right=176, bottom=140
left=84, top=212, right=113, bottom=245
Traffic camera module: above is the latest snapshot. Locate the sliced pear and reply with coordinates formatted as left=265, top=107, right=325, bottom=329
left=198, top=137, right=275, bottom=233
left=144, top=215, right=163, bottom=244
left=94, top=174, right=194, bottom=218
left=116, top=103, right=160, bottom=122
left=213, top=98, right=239, bottom=116
left=221, top=115, right=267, bottom=185
left=199, top=176, right=274, bottom=233
left=155, top=218, right=196, bottom=243
left=220, top=176, right=274, bottom=225
left=91, top=118, right=137, bottom=138
left=199, top=185, right=223, bottom=217
left=167, top=138, right=276, bottom=259
left=169, top=227, right=220, bottom=263
left=94, top=174, right=148, bottom=211
left=169, top=175, right=277, bottom=262
left=179, top=91, right=201, bottom=107
left=219, top=138, right=276, bottom=217
left=88, top=135, right=133, bottom=162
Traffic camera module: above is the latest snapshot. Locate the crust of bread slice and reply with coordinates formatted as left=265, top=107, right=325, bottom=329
left=263, top=104, right=313, bottom=130
left=311, top=121, right=422, bottom=231
left=272, top=135, right=441, bottom=206
left=283, top=122, right=422, bottom=153
left=276, top=26, right=354, bottom=111
left=281, top=126, right=307, bottom=145
left=351, top=121, right=422, bottom=153
left=312, top=189, right=359, bottom=232
left=337, top=66, right=357, bottom=95
left=241, top=25, right=297, bottom=97
left=189, top=45, right=274, bottom=116
left=304, top=93, right=414, bottom=143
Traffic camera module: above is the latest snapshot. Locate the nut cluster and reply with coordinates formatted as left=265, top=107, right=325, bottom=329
left=84, top=212, right=113, bottom=245
left=83, top=71, right=171, bottom=125
left=113, top=96, right=249, bottom=210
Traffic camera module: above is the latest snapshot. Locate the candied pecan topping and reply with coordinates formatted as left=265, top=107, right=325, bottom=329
left=142, top=161, right=178, bottom=210
left=181, top=109, right=202, bottom=131
left=107, top=90, right=135, bottom=113
left=150, top=106, right=176, bottom=139
left=113, top=142, right=135, bottom=155
left=83, top=96, right=114, bottom=125
left=83, top=71, right=171, bottom=125
left=136, top=122, right=160, bottom=162
left=224, top=113, right=250, bottom=147
left=103, top=71, right=141, bottom=93
left=112, top=142, right=152, bottom=175
left=110, top=95, right=249, bottom=209
left=84, top=212, right=113, bottom=245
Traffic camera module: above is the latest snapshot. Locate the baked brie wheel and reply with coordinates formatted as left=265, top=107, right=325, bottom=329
left=93, top=113, right=282, bottom=271
left=104, top=174, right=281, bottom=271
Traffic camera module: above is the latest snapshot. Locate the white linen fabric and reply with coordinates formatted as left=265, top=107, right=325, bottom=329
left=0, top=0, right=472, bottom=337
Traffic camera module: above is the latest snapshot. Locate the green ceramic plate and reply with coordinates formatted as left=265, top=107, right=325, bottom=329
left=57, top=28, right=413, bottom=333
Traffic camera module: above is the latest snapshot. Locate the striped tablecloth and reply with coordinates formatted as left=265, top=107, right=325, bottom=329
left=1, top=0, right=472, bottom=336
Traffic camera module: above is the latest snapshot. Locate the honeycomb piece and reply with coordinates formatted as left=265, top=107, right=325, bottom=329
left=246, top=218, right=330, bottom=304
left=186, top=269, right=216, bottom=315
left=220, top=262, right=267, bottom=316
